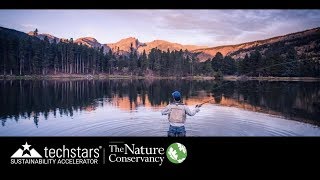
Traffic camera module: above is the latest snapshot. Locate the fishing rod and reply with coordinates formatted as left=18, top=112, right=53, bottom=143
left=195, top=98, right=216, bottom=107
left=194, top=58, right=316, bottom=108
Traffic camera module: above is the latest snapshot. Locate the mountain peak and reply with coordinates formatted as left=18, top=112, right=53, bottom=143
left=137, top=39, right=207, bottom=54
left=115, top=37, right=140, bottom=45
left=75, top=37, right=101, bottom=48
left=151, top=39, right=169, bottom=43
left=122, top=36, right=137, bottom=40
left=107, top=37, right=143, bottom=54
left=27, top=31, right=60, bottom=43
left=27, top=31, right=36, bottom=36
left=76, top=37, right=98, bottom=42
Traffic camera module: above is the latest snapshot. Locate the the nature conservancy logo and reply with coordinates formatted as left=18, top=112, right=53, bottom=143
left=10, top=142, right=100, bottom=165
left=108, top=142, right=187, bottom=166
left=166, top=143, right=187, bottom=164
left=108, top=143, right=165, bottom=166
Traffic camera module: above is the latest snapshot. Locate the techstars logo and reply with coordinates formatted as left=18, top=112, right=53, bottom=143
left=10, top=142, right=100, bottom=165
left=10, top=142, right=52, bottom=165
left=11, top=142, right=42, bottom=158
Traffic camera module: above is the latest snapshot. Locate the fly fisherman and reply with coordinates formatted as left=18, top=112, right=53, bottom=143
left=161, top=91, right=200, bottom=137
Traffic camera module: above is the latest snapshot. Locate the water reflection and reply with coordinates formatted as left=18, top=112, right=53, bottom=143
left=0, top=79, right=319, bottom=127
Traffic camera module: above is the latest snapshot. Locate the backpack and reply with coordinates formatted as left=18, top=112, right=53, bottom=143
left=168, top=103, right=186, bottom=123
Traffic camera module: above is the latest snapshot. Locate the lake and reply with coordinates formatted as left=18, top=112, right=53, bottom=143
left=0, top=79, right=320, bottom=136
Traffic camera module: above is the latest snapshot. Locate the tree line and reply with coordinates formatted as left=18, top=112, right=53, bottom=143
left=0, top=28, right=319, bottom=77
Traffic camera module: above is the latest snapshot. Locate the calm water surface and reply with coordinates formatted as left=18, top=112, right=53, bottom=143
left=0, top=79, right=319, bottom=136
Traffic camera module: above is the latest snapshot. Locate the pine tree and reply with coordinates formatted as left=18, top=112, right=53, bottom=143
left=42, top=36, right=50, bottom=75
left=239, top=54, right=250, bottom=75
left=32, top=42, right=42, bottom=74
left=0, top=34, right=7, bottom=75
left=212, top=52, right=223, bottom=72
left=203, top=58, right=213, bottom=75
left=153, top=49, right=161, bottom=76
left=34, top=28, right=38, bottom=36
left=284, top=47, right=299, bottom=76
left=68, top=38, right=75, bottom=74
left=7, top=38, right=18, bottom=75
left=18, top=39, right=27, bottom=75
left=129, top=43, right=137, bottom=74
left=99, top=46, right=104, bottom=73
left=249, top=50, right=262, bottom=76
left=141, top=50, right=148, bottom=72
left=223, top=56, right=236, bottom=75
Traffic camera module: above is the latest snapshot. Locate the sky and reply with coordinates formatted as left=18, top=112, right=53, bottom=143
left=0, top=10, right=320, bottom=47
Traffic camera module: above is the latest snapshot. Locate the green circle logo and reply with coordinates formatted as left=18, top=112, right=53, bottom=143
left=166, top=143, right=187, bottom=164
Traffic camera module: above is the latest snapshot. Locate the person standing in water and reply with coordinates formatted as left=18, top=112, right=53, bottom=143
left=161, top=91, right=200, bottom=137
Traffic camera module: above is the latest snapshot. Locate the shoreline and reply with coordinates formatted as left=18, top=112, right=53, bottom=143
left=0, top=74, right=319, bottom=81
left=223, top=75, right=320, bottom=81
left=0, top=74, right=216, bottom=80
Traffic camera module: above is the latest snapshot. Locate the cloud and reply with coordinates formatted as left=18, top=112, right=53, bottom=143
left=3, top=10, right=320, bottom=47
left=153, top=10, right=320, bottom=46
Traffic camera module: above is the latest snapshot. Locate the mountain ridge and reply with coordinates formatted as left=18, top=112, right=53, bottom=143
left=192, top=27, right=320, bottom=60
left=19, top=26, right=320, bottom=61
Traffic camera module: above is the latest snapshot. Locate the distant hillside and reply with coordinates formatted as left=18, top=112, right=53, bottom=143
left=193, top=27, right=320, bottom=61
left=28, top=31, right=109, bottom=52
left=1, top=27, right=36, bottom=40
left=229, top=28, right=320, bottom=60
